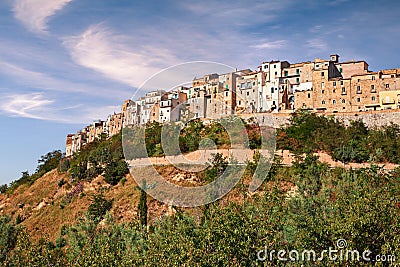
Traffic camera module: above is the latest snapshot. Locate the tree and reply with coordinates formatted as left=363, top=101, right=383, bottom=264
left=103, top=160, right=129, bottom=186
left=204, top=153, right=228, bottom=183
left=87, top=194, right=113, bottom=224
left=137, top=181, right=148, bottom=229
left=36, top=150, right=63, bottom=176
left=0, top=216, right=18, bottom=262
left=0, top=184, right=8, bottom=194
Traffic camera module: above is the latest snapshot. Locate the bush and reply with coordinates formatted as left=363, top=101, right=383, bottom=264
left=0, top=216, right=19, bottom=262
left=103, top=160, right=129, bottom=186
left=36, top=150, right=63, bottom=177
left=58, top=179, right=66, bottom=188
left=58, top=158, right=70, bottom=173
left=0, top=184, right=7, bottom=194
left=87, top=194, right=113, bottom=223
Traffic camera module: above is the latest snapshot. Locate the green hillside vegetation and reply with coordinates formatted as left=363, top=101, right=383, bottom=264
left=277, top=110, right=400, bottom=164
left=0, top=155, right=399, bottom=266
left=0, top=112, right=399, bottom=266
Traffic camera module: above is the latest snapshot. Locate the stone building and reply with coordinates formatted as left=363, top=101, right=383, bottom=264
left=65, top=131, right=87, bottom=157
left=108, top=113, right=123, bottom=137
left=235, top=71, right=259, bottom=114
left=65, top=54, right=400, bottom=156
left=138, top=90, right=165, bottom=124
left=65, top=134, right=73, bottom=157
left=122, top=100, right=139, bottom=127
left=88, top=120, right=105, bottom=143
left=159, top=90, right=188, bottom=123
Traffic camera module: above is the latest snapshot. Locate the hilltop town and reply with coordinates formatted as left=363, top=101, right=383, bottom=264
left=66, top=54, right=400, bottom=157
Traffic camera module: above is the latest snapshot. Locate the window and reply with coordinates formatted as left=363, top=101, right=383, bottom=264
left=333, top=81, right=336, bottom=87
left=253, top=82, right=256, bottom=86
left=372, top=76, right=376, bottom=81
left=372, top=96, right=376, bottom=101
left=238, top=101, right=241, bottom=105
left=275, top=71, right=278, bottom=75
left=342, top=87, right=346, bottom=94
left=274, top=65, right=276, bottom=68
left=386, top=83, right=389, bottom=88
left=308, top=93, right=311, bottom=98
left=321, top=72, right=325, bottom=77
left=225, top=92, right=229, bottom=96
left=322, top=100, right=326, bottom=105
left=246, top=92, right=249, bottom=96
left=321, top=90, right=325, bottom=94
left=356, top=86, right=361, bottom=93
left=264, top=65, right=268, bottom=69
left=340, top=81, right=344, bottom=85
left=357, top=97, right=361, bottom=102
left=271, top=88, right=274, bottom=94
left=357, top=79, right=361, bottom=82
left=321, top=82, right=325, bottom=88
left=371, top=85, right=375, bottom=92
left=240, top=83, right=245, bottom=89
left=284, top=71, right=288, bottom=76
left=316, top=64, right=320, bottom=68
left=386, top=96, right=390, bottom=102
left=296, top=69, right=300, bottom=75
left=339, top=68, right=343, bottom=73
left=247, top=82, right=252, bottom=88
left=342, top=99, right=346, bottom=104
left=333, top=99, right=336, bottom=104
left=296, top=78, right=300, bottom=83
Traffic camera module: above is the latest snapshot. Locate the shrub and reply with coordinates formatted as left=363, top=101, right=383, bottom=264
left=58, top=179, right=66, bottom=188
left=87, top=194, right=113, bottom=223
left=104, top=160, right=129, bottom=186
left=0, top=184, right=7, bottom=194
left=58, top=158, right=70, bottom=173
left=0, top=216, right=19, bottom=262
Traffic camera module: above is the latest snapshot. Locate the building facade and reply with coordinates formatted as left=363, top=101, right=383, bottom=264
left=66, top=54, right=400, bottom=156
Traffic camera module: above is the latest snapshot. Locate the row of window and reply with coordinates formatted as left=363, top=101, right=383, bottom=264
left=321, top=83, right=390, bottom=94
left=321, top=96, right=377, bottom=105
left=284, top=69, right=301, bottom=76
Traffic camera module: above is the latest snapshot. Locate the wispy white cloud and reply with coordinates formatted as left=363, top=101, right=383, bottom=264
left=251, top=40, right=287, bottom=50
left=0, top=91, right=121, bottom=124
left=0, top=60, right=129, bottom=98
left=306, top=38, right=328, bottom=51
left=327, top=0, right=350, bottom=6
left=62, top=24, right=181, bottom=89
left=13, top=0, right=73, bottom=34
left=0, top=93, right=53, bottom=119
left=181, top=1, right=293, bottom=26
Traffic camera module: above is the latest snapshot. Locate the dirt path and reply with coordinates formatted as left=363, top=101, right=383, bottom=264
left=127, top=149, right=399, bottom=170
left=276, top=150, right=399, bottom=170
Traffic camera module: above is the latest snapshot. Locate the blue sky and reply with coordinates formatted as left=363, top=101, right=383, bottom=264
left=1, top=0, right=400, bottom=184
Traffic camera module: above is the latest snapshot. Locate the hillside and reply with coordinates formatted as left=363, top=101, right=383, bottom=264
left=1, top=147, right=398, bottom=242
left=0, top=112, right=399, bottom=266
